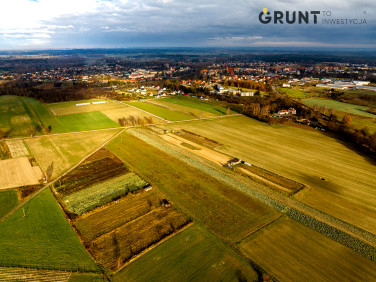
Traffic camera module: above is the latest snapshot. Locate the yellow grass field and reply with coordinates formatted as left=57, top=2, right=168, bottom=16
left=101, top=105, right=166, bottom=124
left=25, top=129, right=121, bottom=179
left=240, top=216, right=376, bottom=281
left=47, top=100, right=125, bottom=116
left=160, top=133, right=231, bottom=166
left=0, top=157, right=42, bottom=189
left=160, top=116, right=376, bottom=234
left=149, top=99, right=217, bottom=118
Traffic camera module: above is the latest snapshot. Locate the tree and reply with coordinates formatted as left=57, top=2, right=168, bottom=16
left=44, top=125, right=51, bottom=134
left=0, top=129, right=6, bottom=139
left=27, top=125, right=38, bottom=137
left=342, top=113, right=352, bottom=127
left=329, top=108, right=336, bottom=115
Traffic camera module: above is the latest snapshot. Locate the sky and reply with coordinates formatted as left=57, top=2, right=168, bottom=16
left=0, top=0, right=375, bottom=49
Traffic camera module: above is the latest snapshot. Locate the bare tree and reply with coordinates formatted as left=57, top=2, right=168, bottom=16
left=342, top=113, right=352, bottom=127
left=27, top=125, right=38, bottom=137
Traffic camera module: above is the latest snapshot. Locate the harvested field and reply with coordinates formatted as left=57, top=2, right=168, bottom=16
left=240, top=216, right=376, bottom=281
left=47, top=100, right=124, bottom=116
left=5, top=140, right=29, bottom=158
left=160, top=133, right=231, bottom=166
left=90, top=206, right=190, bottom=271
left=126, top=101, right=193, bottom=121
left=237, top=163, right=304, bottom=195
left=74, top=189, right=163, bottom=242
left=114, top=224, right=259, bottom=282
left=107, top=132, right=279, bottom=242
left=177, top=129, right=223, bottom=149
left=101, top=105, right=166, bottom=124
left=0, top=267, right=72, bottom=282
left=63, top=173, right=147, bottom=215
left=25, top=129, right=121, bottom=179
left=160, top=115, right=376, bottom=234
left=56, top=148, right=128, bottom=197
left=0, top=157, right=43, bottom=190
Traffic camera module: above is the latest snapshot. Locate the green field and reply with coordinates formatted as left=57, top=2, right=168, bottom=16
left=160, top=115, right=376, bottom=234
left=302, top=98, right=375, bottom=118
left=278, top=87, right=314, bottom=98
left=158, top=96, right=235, bottom=116
left=113, top=224, right=259, bottom=282
left=56, top=111, right=119, bottom=132
left=63, top=173, right=147, bottom=215
left=68, top=273, right=104, bottom=281
left=25, top=129, right=121, bottom=179
left=0, top=189, right=99, bottom=272
left=240, top=216, right=376, bottom=281
left=0, top=95, right=43, bottom=136
left=0, top=96, right=119, bottom=136
left=126, top=101, right=194, bottom=121
left=149, top=99, right=216, bottom=118
left=0, top=189, right=18, bottom=218
left=107, top=131, right=279, bottom=242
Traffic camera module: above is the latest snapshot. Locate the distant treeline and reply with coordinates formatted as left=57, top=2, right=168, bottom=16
left=214, top=92, right=376, bottom=157
left=0, top=80, right=117, bottom=103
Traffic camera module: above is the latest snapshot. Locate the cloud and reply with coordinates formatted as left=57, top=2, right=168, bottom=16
left=0, top=0, right=375, bottom=49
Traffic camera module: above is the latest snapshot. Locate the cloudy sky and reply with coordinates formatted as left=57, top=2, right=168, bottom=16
left=0, top=0, right=375, bottom=49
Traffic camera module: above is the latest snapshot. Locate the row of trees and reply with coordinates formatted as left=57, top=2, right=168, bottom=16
left=118, top=115, right=153, bottom=127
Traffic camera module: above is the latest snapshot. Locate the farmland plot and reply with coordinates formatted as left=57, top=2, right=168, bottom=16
left=149, top=99, right=217, bottom=118
left=89, top=206, right=189, bottom=271
left=47, top=100, right=124, bottom=116
left=55, top=148, right=129, bottom=197
left=0, top=189, right=18, bottom=218
left=107, top=132, right=280, bottom=242
left=63, top=173, right=147, bottom=215
left=0, top=189, right=100, bottom=272
left=25, top=129, right=122, bottom=179
left=125, top=101, right=193, bottom=121
left=0, top=157, right=43, bottom=190
left=0, top=95, right=39, bottom=136
left=113, top=224, right=260, bottom=282
left=160, top=115, right=376, bottom=234
left=74, top=189, right=163, bottom=241
left=240, top=216, right=376, bottom=281
left=160, top=96, right=235, bottom=115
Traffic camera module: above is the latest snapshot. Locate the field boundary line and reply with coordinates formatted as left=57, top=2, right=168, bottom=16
left=1, top=127, right=123, bottom=142
left=0, top=266, right=97, bottom=276
left=236, top=214, right=283, bottom=244
left=0, top=128, right=126, bottom=224
left=119, top=101, right=170, bottom=122
left=116, top=221, right=194, bottom=272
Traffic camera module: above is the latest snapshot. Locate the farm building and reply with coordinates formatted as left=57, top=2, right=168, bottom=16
left=227, top=158, right=242, bottom=167
left=277, top=108, right=296, bottom=115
